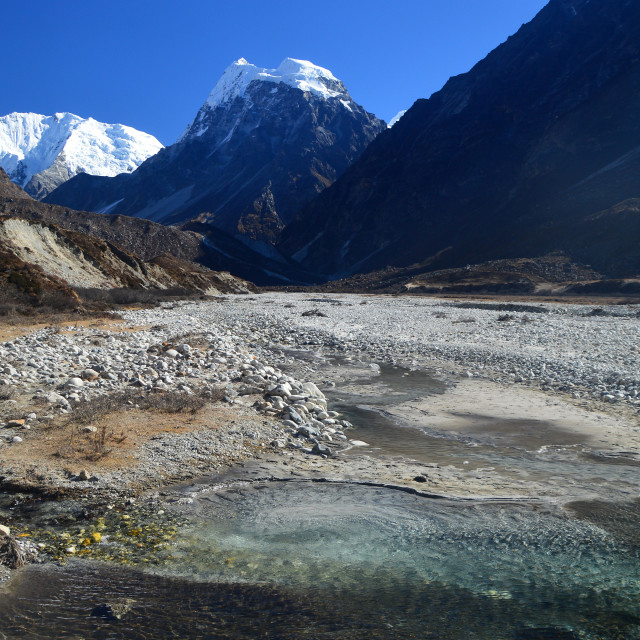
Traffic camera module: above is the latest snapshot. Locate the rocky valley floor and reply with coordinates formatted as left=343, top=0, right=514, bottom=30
left=0, top=293, right=639, bottom=587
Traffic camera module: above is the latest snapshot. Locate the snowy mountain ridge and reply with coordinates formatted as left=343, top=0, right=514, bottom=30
left=178, top=57, right=352, bottom=142
left=0, top=112, right=163, bottom=198
left=46, top=56, right=386, bottom=260
left=206, top=57, right=345, bottom=108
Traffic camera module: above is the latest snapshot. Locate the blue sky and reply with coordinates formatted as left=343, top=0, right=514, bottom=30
left=3, top=0, right=547, bottom=145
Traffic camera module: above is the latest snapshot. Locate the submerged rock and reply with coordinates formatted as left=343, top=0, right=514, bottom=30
left=91, top=599, right=135, bottom=620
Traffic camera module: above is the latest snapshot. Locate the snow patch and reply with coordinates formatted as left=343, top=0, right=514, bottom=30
left=291, top=231, right=324, bottom=263
left=388, top=110, right=407, bottom=127
left=205, top=58, right=345, bottom=109
left=340, top=99, right=353, bottom=113
left=0, top=112, right=163, bottom=189
left=96, top=198, right=125, bottom=214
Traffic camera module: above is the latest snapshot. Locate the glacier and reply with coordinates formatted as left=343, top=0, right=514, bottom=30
left=0, top=112, right=163, bottom=197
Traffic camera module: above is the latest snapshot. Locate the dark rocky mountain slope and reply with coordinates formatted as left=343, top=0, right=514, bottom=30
left=45, top=59, right=385, bottom=245
left=279, top=0, right=640, bottom=280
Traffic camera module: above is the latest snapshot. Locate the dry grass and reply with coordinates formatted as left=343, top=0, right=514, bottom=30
left=0, top=401, right=266, bottom=482
left=69, top=388, right=223, bottom=427
left=53, top=386, right=227, bottom=462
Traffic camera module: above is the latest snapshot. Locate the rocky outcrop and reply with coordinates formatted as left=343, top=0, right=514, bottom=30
left=279, top=0, right=640, bottom=280
left=0, top=168, right=307, bottom=286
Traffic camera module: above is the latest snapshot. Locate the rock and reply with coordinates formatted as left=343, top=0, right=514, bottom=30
left=67, top=377, right=84, bottom=388
left=83, top=426, right=98, bottom=433
left=312, top=443, right=332, bottom=456
left=349, top=440, right=369, bottom=447
left=164, top=349, right=179, bottom=359
left=237, top=384, right=265, bottom=396
left=270, top=439, right=287, bottom=449
left=5, top=419, right=25, bottom=428
left=76, top=469, right=89, bottom=481
left=11, top=436, right=23, bottom=443
left=302, top=309, right=327, bottom=317
left=0, top=534, right=25, bottom=568
left=267, top=383, right=292, bottom=398
left=413, top=475, right=428, bottom=483
left=297, top=424, right=320, bottom=439
left=301, top=381, right=325, bottom=400
left=91, top=599, right=134, bottom=620
left=0, top=525, right=10, bottom=538
left=287, top=407, right=304, bottom=425
left=81, top=369, right=100, bottom=381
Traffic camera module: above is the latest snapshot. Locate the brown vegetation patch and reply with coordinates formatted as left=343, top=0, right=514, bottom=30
left=1, top=392, right=250, bottom=480
left=0, top=316, right=131, bottom=342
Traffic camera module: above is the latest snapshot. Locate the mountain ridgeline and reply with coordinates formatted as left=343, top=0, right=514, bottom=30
left=33, top=1, right=640, bottom=287
left=0, top=112, right=163, bottom=199
left=46, top=58, right=386, bottom=245
left=279, top=0, right=640, bottom=280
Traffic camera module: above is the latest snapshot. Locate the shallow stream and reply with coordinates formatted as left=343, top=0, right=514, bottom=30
left=1, top=358, right=639, bottom=639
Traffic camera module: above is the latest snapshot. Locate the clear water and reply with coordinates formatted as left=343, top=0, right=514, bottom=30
left=2, top=482, right=639, bottom=639
left=1, top=359, right=639, bottom=638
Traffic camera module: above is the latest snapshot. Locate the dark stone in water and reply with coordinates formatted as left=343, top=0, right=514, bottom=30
left=0, top=536, right=25, bottom=569
left=413, top=475, right=428, bottom=483
left=91, top=599, right=134, bottom=620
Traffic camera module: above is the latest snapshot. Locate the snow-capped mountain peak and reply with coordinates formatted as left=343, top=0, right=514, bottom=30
left=204, top=57, right=346, bottom=110
left=178, top=57, right=352, bottom=143
left=0, top=112, right=163, bottom=198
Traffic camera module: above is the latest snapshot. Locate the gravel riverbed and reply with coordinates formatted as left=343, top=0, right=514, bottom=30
left=1, top=293, right=638, bottom=493
left=0, top=292, right=639, bottom=580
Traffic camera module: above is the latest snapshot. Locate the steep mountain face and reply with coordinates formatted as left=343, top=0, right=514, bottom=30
left=0, top=112, right=163, bottom=198
left=279, top=0, right=640, bottom=280
left=45, top=58, right=386, bottom=243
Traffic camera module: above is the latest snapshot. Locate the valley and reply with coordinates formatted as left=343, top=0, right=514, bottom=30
left=1, top=0, right=639, bottom=637
left=0, top=293, right=639, bottom=637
